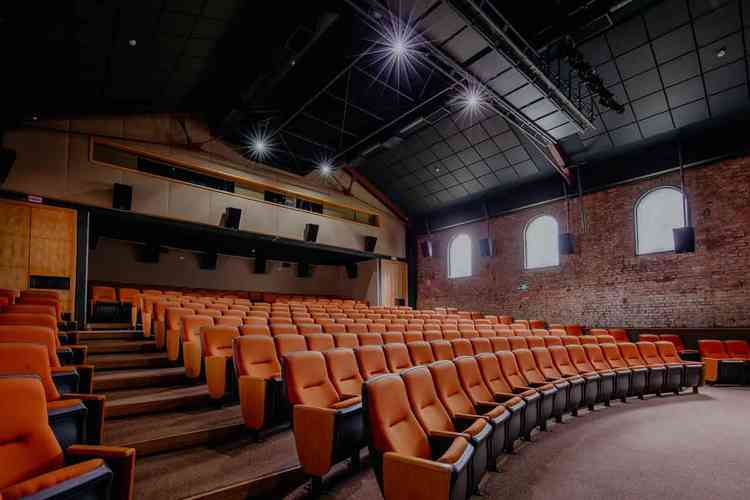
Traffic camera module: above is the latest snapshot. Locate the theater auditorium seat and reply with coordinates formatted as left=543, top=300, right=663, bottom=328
left=355, top=345, right=390, bottom=379
left=274, top=334, right=308, bottom=359
left=401, top=366, right=491, bottom=493
left=584, top=344, right=630, bottom=403
left=284, top=351, right=364, bottom=492
left=600, top=343, right=647, bottom=398
left=234, top=336, right=284, bottom=433
left=531, top=347, right=584, bottom=415
left=548, top=346, right=599, bottom=410
left=637, top=342, right=683, bottom=394
left=384, top=343, right=413, bottom=373
left=655, top=341, right=703, bottom=393
left=306, top=334, right=335, bottom=352
left=497, top=351, right=556, bottom=428
left=454, top=356, right=524, bottom=452
left=698, top=340, right=744, bottom=385
left=430, top=360, right=511, bottom=463
left=0, top=376, right=135, bottom=500
left=431, top=340, right=455, bottom=361
left=324, top=349, right=364, bottom=397
left=0, top=343, right=104, bottom=448
left=333, top=333, right=359, bottom=349
left=513, top=349, right=567, bottom=422
left=407, top=341, right=435, bottom=366
left=618, top=343, right=666, bottom=396
left=202, top=326, right=240, bottom=399
left=567, top=345, right=614, bottom=406
left=659, top=334, right=699, bottom=360
left=363, top=374, right=474, bottom=500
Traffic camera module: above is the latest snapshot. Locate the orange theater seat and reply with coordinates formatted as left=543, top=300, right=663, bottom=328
left=0, top=376, right=135, bottom=500
left=513, top=349, right=567, bottom=422
left=333, top=333, right=359, bottom=349
left=234, top=336, right=284, bottom=432
left=724, top=340, right=750, bottom=360
left=638, top=334, right=659, bottom=343
left=324, top=349, right=364, bottom=397
left=547, top=346, right=599, bottom=410
left=284, top=351, right=364, bottom=492
left=355, top=346, right=390, bottom=379
left=565, top=325, right=583, bottom=336
left=202, top=326, right=240, bottom=399
left=531, top=347, right=585, bottom=415
left=306, top=334, right=335, bottom=352
left=381, top=332, right=405, bottom=345
left=180, top=315, right=214, bottom=379
left=618, top=343, right=666, bottom=395
left=406, top=341, right=435, bottom=366
left=383, top=343, right=413, bottom=373
left=401, top=366, right=491, bottom=492
left=608, top=328, right=630, bottom=343
left=637, top=341, right=683, bottom=394
left=450, top=339, right=474, bottom=357
left=165, top=307, right=196, bottom=362
left=363, top=374, right=474, bottom=500
left=601, top=343, right=647, bottom=398
left=429, top=340, right=454, bottom=361
left=655, top=341, right=704, bottom=393
left=567, top=345, right=615, bottom=405
left=583, top=344, right=631, bottom=403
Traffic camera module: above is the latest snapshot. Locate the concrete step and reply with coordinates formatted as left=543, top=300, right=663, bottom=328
left=78, top=329, right=143, bottom=341
left=89, top=352, right=170, bottom=370
left=94, top=367, right=187, bottom=392
left=105, top=385, right=212, bottom=418
left=86, top=339, right=156, bottom=354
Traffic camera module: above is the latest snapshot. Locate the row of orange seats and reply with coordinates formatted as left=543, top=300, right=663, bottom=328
left=276, top=339, right=702, bottom=497
left=698, top=339, right=750, bottom=384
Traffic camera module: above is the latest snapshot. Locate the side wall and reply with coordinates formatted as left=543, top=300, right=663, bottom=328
left=89, top=238, right=378, bottom=301
left=417, top=157, right=750, bottom=328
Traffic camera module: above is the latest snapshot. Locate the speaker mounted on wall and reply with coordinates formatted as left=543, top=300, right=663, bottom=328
left=346, top=263, right=358, bottom=279
left=478, top=238, right=495, bottom=257
left=0, top=148, right=16, bottom=186
left=420, top=240, right=433, bottom=258
left=673, top=227, right=695, bottom=253
left=113, top=183, right=133, bottom=211
left=140, top=242, right=161, bottom=263
left=223, top=207, right=241, bottom=230
left=199, top=252, right=218, bottom=270
left=364, top=236, right=377, bottom=253
left=304, top=224, right=319, bottom=243
left=253, top=257, right=267, bottom=274
left=297, top=262, right=312, bottom=278
left=559, top=233, right=575, bottom=255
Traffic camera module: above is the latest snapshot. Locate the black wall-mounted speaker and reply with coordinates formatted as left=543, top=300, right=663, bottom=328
left=479, top=238, right=494, bottom=257
left=0, top=148, right=16, bottom=185
left=113, top=183, right=133, bottom=211
left=140, top=243, right=161, bottom=263
left=224, top=207, right=241, bottom=229
left=559, top=233, right=575, bottom=255
left=420, top=240, right=433, bottom=258
left=297, top=262, right=312, bottom=278
left=364, top=236, right=377, bottom=252
left=673, top=227, right=695, bottom=253
left=346, top=263, right=358, bottom=279
left=254, top=257, right=267, bottom=274
left=304, top=224, right=319, bottom=242
left=199, top=252, right=217, bottom=270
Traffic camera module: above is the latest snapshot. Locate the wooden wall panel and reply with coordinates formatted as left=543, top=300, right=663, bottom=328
left=380, top=260, right=408, bottom=307
left=0, top=202, right=30, bottom=291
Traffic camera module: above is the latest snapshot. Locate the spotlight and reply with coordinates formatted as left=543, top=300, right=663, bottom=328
left=128, top=39, right=137, bottom=47
left=368, top=14, right=424, bottom=89
left=319, top=161, right=333, bottom=176
left=241, top=126, right=275, bottom=162
left=716, top=46, right=727, bottom=58
left=454, top=83, right=491, bottom=122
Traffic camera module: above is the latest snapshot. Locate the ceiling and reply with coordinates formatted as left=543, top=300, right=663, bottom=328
left=3, top=0, right=749, bottom=218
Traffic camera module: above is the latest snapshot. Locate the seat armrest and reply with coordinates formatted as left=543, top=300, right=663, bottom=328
left=71, top=364, right=95, bottom=394
left=474, top=401, right=500, bottom=414
left=66, top=445, right=135, bottom=500
left=340, top=393, right=361, bottom=401
left=383, top=452, right=452, bottom=500
left=453, top=411, right=488, bottom=421
left=51, top=367, right=80, bottom=394
left=62, top=393, right=105, bottom=444
left=429, top=429, right=471, bottom=440
left=57, top=347, right=74, bottom=365
left=511, top=386, right=534, bottom=394
left=292, top=405, right=337, bottom=477
left=68, top=345, right=88, bottom=364
left=238, top=375, right=269, bottom=430
left=493, top=392, right=517, bottom=402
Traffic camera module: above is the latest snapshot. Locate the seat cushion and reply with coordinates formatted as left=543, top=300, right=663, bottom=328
left=1, top=459, right=104, bottom=500
left=436, top=437, right=469, bottom=464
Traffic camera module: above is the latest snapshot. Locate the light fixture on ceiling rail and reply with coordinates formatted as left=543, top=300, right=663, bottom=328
left=479, top=201, right=495, bottom=257
left=673, top=135, right=695, bottom=253
left=560, top=37, right=625, bottom=114
left=241, top=123, right=276, bottom=162
left=369, top=12, right=425, bottom=88
left=453, top=82, right=492, bottom=122
left=559, top=180, right=575, bottom=255
left=398, top=117, right=427, bottom=135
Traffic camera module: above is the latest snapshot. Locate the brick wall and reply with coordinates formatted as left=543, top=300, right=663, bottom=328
left=416, top=157, right=750, bottom=328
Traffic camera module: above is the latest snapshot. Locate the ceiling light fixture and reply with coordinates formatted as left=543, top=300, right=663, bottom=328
left=318, top=161, right=333, bottom=176
left=454, top=83, right=491, bottom=121
left=241, top=126, right=275, bottom=162
left=128, top=39, right=137, bottom=47
left=368, top=14, right=424, bottom=89
left=716, top=46, right=727, bottom=58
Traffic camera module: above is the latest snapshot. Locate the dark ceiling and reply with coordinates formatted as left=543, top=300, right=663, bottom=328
left=3, top=0, right=749, bottom=218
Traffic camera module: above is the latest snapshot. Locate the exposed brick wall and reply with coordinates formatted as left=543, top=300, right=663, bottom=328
left=416, top=157, right=750, bottom=328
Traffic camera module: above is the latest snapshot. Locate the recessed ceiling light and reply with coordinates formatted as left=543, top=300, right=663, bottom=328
left=128, top=39, right=137, bottom=47
left=434, top=166, right=441, bottom=173
left=319, top=161, right=333, bottom=176
left=291, top=60, right=296, bottom=66
left=716, top=46, right=727, bottom=58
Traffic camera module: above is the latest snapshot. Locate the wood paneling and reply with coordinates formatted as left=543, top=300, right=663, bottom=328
left=381, top=260, right=408, bottom=307
left=0, top=200, right=77, bottom=318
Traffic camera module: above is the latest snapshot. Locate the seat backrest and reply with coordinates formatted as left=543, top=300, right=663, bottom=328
left=567, top=344, right=596, bottom=373
left=0, top=343, right=60, bottom=401
left=601, top=343, right=629, bottom=368
left=364, top=374, right=431, bottom=460
left=561, top=336, right=581, bottom=346
left=698, top=339, right=726, bottom=359
left=384, top=343, right=413, bottom=372
left=0, top=376, right=66, bottom=491
left=401, top=366, right=454, bottom=434
left=509, top=337, right=528, bottom=350
left=608, top=328, right=629, bottom=342
left=233, top=336, right=280, bottom=379
left=476, top=353, right=514, bottom=393
left=430, top=340, right=454, bottom=361
left=274, top=334, right=308, bottom=358
left=543, top=336, right=563, bottom=348
left=636, top=341, right=664, bottom=365
left=422, top=330, right=443, bottom=342
left=583, top=344, right=611, bottom=371
left=91, top=286, right=117, bottom=301
left=470, top=337, right=492, bottom=354
left=201, top=326, right=239, bottom=357
left=403, top=331, right=424, bottom=343
left=595, top=335, right=616, bottom=345
left=496, top=351, right=529, bottom=387
left=305, top=334, right=335, bottom=352
left=223, top=309, right=245, bottom=318
left=324, top=348, right=363, bottom=396
left=355, top=345, right=390, bottom=379
left=323, top=323, right=346, bottom=334
left=526, top=337, right=545, bottom=349
left=655, top=341, right=683, bottom=364
left=724, top=340, right=750, bottom=358
left=579, top=335, right=598, bottom=345
left=659, top=334, right=685, bottom=351
left=183, top=315, right=215, bottom=342
left=333, top=333, right=359, bottom=349
left=454, top=356, right=495, bottom=404
left=639, top=334, right=659, bottom=343
left=4, top=304, right=57, bottom=318
left=240, top=324, right=271, bottom=336
left=531, top=328, right=550, bottom=336
left=284, top=351, right=340, bottom=408
left=0, top=313, right=57, bottom=334
left=529, top=320, right=546, bottom=329
left=490, top=337, right=510, bottom=352
left=381, top=332, right=405, bottom=345
left=216, top=316, right=243, bottom=327
left=513, top=348, right=546, bottom=384
left=531, top=347, right=563, bottom=379
left=358, top=333, right=384, bottom=346
left=548, top=345, right=579, bottom=377
left=298, top=324, right=323, bottom=335
left=407, top=341, right=435, bottom=366
left=166, top=307, right=195, bottom=330
left=588, top=328, right=609, bottom=336
left=346, top=323, right=368, bottom=334
left=565, top=325, right=583, bottom=336
left=618, top=342, right=647, bottom=366
left=271, top=324, right=298, bottom=335
left=450, top=338, right=473, bottom=357
left=0, top=325, right=60, bottom=366
left=428, top=360, right=475, bottom=417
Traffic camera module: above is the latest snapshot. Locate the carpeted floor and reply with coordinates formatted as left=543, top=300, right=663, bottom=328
left=316, top=387, right=750, bottom=500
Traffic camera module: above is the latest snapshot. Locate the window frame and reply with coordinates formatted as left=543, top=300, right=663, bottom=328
left=447, top=233, right=472, bottom=279
left=523, top=214, right=560, bottom=271
left=634, top=186, right=687, bottom=256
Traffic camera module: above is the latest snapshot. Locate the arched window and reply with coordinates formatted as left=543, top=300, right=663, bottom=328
left=635, top=186, right=686, bottom=255
left=448, top=234, right=471, bottom=278
left=524, top=215, right=559, bottom=269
